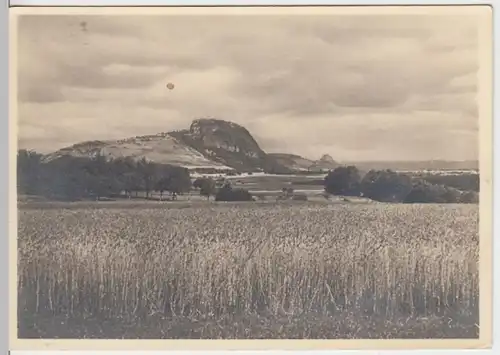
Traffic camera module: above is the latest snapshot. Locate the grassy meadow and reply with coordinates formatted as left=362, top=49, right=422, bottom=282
left=17, top=201, right=479, bottom=339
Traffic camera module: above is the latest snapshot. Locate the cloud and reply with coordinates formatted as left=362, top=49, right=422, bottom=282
left=16, top=13, right=482, bottom=161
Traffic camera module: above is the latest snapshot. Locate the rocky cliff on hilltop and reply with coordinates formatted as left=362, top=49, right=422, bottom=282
left=169, top=119, right=291, bottom=173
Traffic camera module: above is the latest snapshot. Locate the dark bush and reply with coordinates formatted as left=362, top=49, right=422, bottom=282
left=215, top=185, right=253, bottom=202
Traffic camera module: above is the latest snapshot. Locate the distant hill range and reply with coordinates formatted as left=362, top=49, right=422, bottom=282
left=43, top=118, right=478, bottom=173
left=344, top=160, right=479, bottom=172
left=267, top=153, right=339, bottom=172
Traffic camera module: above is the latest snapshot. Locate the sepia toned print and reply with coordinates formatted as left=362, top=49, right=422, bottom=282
left=10, top=5, right=493, bottom=350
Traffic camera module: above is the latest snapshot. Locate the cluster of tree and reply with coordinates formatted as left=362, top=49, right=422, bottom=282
left=323, top=166, right=362, bottom=197
left=192, top=178, right=254, bottom=201
left=324, top=166, right=479, bottom=204
left=17, top=149, right=191, bottom=201
left=359, top=169, right=413, bottom=203
left=192, top=177, right=217, bottom=200
left=403, top=180, right=478, bottom=204
left=17, top=149, right=44, bottom=196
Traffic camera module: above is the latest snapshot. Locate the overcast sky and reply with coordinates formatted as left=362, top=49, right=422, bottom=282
left=17, top=14, right=480, bottom=161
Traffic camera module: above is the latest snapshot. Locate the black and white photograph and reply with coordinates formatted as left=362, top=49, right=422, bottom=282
left=11, top=5, right=492, bottom=346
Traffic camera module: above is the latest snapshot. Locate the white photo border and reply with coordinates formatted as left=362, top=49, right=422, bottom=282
left=3, top=1, right=497, bottom=355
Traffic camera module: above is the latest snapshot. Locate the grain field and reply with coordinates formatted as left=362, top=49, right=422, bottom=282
left=17, top=202, right=479, bottom=339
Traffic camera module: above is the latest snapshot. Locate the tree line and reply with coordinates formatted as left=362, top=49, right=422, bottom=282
left=17, top=150, right=193, bottom=201
left=17, top=149, right=479, bottom=204
left=17, top=149, right=255, bottom=202
left=324, top=166, right=479, bottom=204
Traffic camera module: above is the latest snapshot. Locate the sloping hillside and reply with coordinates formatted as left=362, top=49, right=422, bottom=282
left=44, top=133, right=233, bottom=170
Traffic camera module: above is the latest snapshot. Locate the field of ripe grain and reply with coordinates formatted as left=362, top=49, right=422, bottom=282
left=17, top=202, right=479, bottom=339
